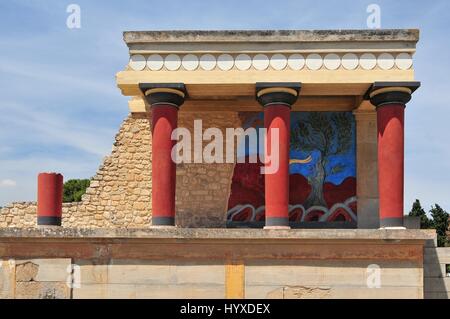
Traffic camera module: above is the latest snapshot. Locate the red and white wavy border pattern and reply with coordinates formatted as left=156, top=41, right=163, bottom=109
left=227, top=197, right=357, bottom=223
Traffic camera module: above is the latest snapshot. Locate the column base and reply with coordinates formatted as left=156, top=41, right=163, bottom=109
left=150, top=225, right=177, bottom=229
left=264, top=217, right=290, bottom=229
left=37, top=216, right=62, bottom=227
left=379, top=217, right=404, bottom=229
left=37, top=225, right=62, bottom=230
left=151, top=216, right=175, bottom=227
left=264, top=226, right=291, bottom=230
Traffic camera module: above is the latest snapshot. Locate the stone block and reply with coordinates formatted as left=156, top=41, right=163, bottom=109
left=15, top=282, right=70, bottom=299
left=245, top=260, right=422, bottom=288
left=15, top=262, right=39, bottom=282
left=75, top=260, right=108, bottom=284
left=0, top=260, right=15, bottom=299
left=246, top=285, right=422, bottom=299
left=16, top=259, right=71, bottom=282
left=73, top=283, right=225, bottom=299
left=72, top=284, right=136, bottom=299
left=174, top=263, right=224, bottom=285
left=135, top=284, right=224, bottom=299
left=108, top=260, right=175, bottom=284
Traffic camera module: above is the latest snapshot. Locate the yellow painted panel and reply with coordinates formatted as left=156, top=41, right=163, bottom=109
left=225, top=261, right=245, bottom=299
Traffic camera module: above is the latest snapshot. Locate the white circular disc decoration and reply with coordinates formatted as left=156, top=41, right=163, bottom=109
left=129, top=54, right=146, bottom=71
left=217, top=54, right=234, bottom=71
left=395, top=53, right=413, bottom=70
left=252, top=54, right=269, bottom=71
left=377, top=53, right=395, bottom=70
left=270, top=54, right=288, bottom=70
left=199, top=54, right=216, bottom=71
left=235, top=54, right=252, bottom=71
left=147, top=54, right=164, bottom=71
left=323, top=53, right=341, bottom=70
left=287, top=54, right=305, bottom=70
left=164, top=54, right=181, bottom=71
left=181, top=54, right=199, bottom=71
left=359, top=53, right=377, bottom=70
left=306, top=54, right=323, bottom=70
left=342, top=53, right=359, bottom=70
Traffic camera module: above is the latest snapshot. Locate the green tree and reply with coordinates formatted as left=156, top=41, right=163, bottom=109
left=63, top=179, right=90, bottom=203
left=408, top=199, right=433, bottom=229
left=430, top=204, right=449, bottom=247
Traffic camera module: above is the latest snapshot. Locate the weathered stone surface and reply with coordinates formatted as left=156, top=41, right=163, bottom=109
left=73, top=283, right=134, bottom=299
left=264, top=286, right=331, bottom=299
left=75, top=260, right=108, bottom=284
left=176, top=112, right=240, bottom=228
left=15, top=282, right=70, bottom=299
left=124, top=29, right=420, bottom=44
left=0, top=227, right=437, bottom=241
left=16, top=259, right=71, bottom=282
left=0, top=260, right=15, bottom=299
left=283, top=286, right=331, bottom=299
left=246, top=260, right=422, bottom=288
left=0, top=203, right=36, bottom=228
left=246, top=284, right=423, bottom=299
left=175, top=263, right=225, bottom=285
left=15, top=262, right=39, bottom=282
left=73, top=283, right=225, bottom=299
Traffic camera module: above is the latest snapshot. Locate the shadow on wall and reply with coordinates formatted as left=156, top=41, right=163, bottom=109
left=424, top=246, right=450, bottom=299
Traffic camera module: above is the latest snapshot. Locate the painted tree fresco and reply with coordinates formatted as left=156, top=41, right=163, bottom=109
left=227, top=112, right=357, bottom=224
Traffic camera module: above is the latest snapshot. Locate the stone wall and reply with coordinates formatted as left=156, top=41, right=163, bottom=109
left=176, top=112, right=241, bottom=227
left=0, top=259, right=71, bottom=299
left=0, top=257, right=425, bottom=299
left=0, top=228, right=436, bottom=299
left=0, top=111, right=241, bottom=228
left=0, top=202, right=37, bottom=228
left=424, top=247, right=450, bottom=299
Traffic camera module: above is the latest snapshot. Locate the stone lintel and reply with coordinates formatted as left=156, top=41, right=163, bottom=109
left=0, top=227, right=436, bottom=242
left=124, top=29, right=420, bottom=44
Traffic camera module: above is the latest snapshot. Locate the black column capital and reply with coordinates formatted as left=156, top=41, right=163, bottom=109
left=256, top=82, right=301, bottom=108
left=139, top=83, right=187, bottom=108
left=365, top=81, right=420, bottom=108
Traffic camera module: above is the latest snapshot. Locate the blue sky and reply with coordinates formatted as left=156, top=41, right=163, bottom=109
left=0, top=0, right=449, bottom=213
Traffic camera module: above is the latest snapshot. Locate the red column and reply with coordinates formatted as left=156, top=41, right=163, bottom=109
left=151, top=104, right=178, bottom=226
left=140, top=84, right=186, bottom=227
left=264, top=104, right=291, bottom=227
left=369, top=83, right=419, bottom=228
left=256, top=83, right=301, bottom=229
left=37, top=172, right=63, bottom=226
left=377, top=104, right=405, bottom=228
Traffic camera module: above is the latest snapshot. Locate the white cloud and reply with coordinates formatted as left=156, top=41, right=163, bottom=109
left=0, top=101, right=116, bottom=157
left=0, top=179, right=17, bottom=188
left=0, top=61, right=118, bottom=98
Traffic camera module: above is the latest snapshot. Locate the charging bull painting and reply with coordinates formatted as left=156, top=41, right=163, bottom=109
left=227, top=111, right=357, bottom=225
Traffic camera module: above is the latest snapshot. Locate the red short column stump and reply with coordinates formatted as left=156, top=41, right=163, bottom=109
left=140, top=83, right=186, bottom=227
left=369, top=82, right=420, bottom=228
left=37, top=172, right=63, bottom=227
left=256, top=83, right=301, bottom=229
